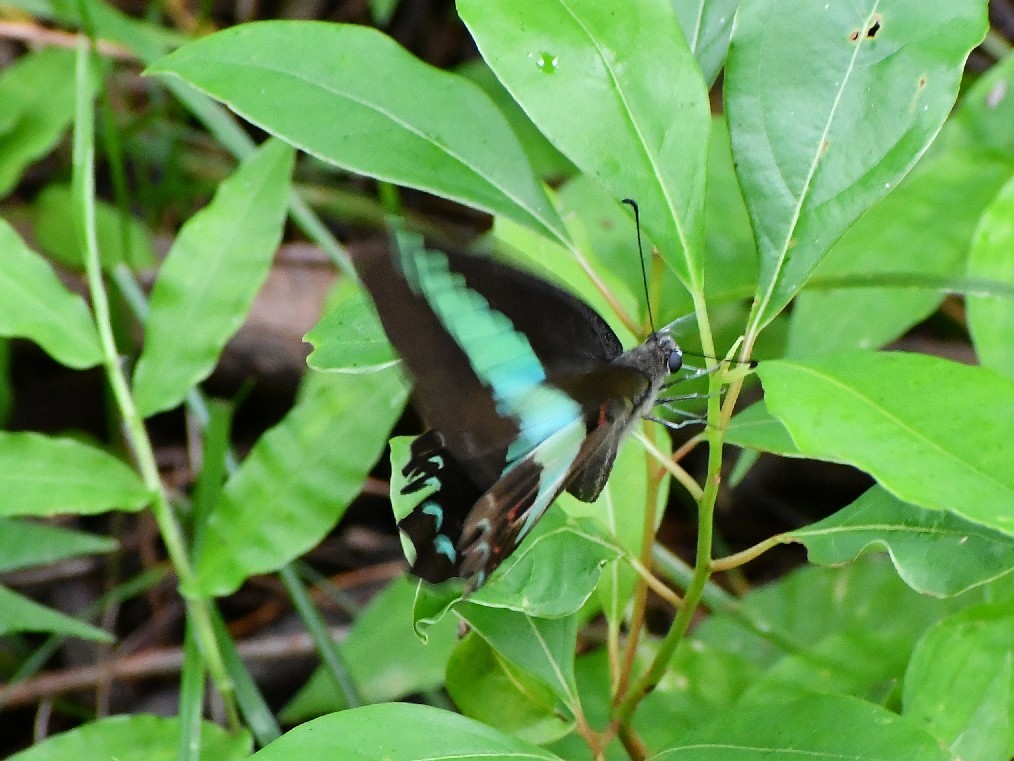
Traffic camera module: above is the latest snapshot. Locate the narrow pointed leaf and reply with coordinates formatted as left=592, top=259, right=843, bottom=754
left=968, top=175, right=1014, bottom=381
left=726, top=0, right=988, bottom=326
left=146, top=21, right=565, bottom=243
left=459, top=0, right=711, bottom=288
left=0, top=585, right=111, bottom=641
left=132, top=138, right=294, bottom=416
left=193, top=367, right=408, bottom=596
left=0, top=432, right=149, bottom=516
left=6, top=715, right=250, bottom=761
left=0, top=517, right=116, bottom=572
left=249, top=703, right=562, bottom=761
left=0, top=220, right=101, bottom=369
left=791, top=486, right=1014, bottom=597
left=758, top=352, right=1014, bottom=535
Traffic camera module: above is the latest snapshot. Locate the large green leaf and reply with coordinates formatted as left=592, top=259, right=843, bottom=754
left=792, top=486, right=1014, bottom=597
left=0, top=48, right=96, bottom=198
left=967, top=175, right=1014, bottom=381
left=7, top=714, right=250, bottom=761
left=0, top=432, right=149, bottom=516
left=459, top=0, right=711, bottom=289
left=251, top=703, right=562, bottom=761
left=132, top=138, right=294, bottom=416
left=726, top=0, right=987, bottom=326
left=0, top=220, right=101, bottom=369
left=193, top=367, right=408, bottom=596
left=0, top=585, right=110, bottom=641
left=695, top=556, right=969, bottom=675
left=758, top=352, right=1014, bottom=535
left=651, top=691, right=950, bottom=760
left=147, top=21, right=565, bottom=243
left=0, top=517, right=115, bottom=572
left=787, top=146, right=1014, bottom=356
left=904, top=602, right=1014, bottom=760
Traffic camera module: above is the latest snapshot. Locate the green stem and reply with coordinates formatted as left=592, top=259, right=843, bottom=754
left=72, top=39, right=239, bottom=729
left=612, top=289, right=722, bottom=728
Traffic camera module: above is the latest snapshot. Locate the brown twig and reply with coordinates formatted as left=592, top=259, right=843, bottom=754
left=0, top=625, right=350, bottom=707
left=0, top=20, right=136, bottom=60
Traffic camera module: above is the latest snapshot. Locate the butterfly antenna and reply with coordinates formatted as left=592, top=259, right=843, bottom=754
left=622, top=198, right=656, bottom=334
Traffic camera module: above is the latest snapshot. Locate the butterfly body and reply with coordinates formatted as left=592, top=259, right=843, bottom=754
left=356, top=233, right=680, bottom=587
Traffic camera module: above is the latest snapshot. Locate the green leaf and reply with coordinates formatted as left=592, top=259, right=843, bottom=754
left=904, top=602, right=1014, bottom=760
left=695, top=556, right=968, bottom=676
left=459, top=0, right=711, bottom=288
left=147, top=21, right=564, bottom=243
left=132, top=138, right=295, bottom=416
left=702, top=117, right=756, bottom=306
left=635, top=640, right=759, bottom=751
left=304, top=279, right=398, bottom=373
left=787, top=146, right=1014, bottom=356
left=0, top=517, right=116, bottom=572
left=968, top=175, right=1014, bottom=381
left=281, top=577, right=459, bottom=720
left=651, top=691, right=950, bottom=761
left=6, top=714, right=250, bottom=761
left=31, top=183, right=156, bottom=272
left=447, top=633, right=573, bottom=745
left=672, top=0, right=741, bottom=85
left=193, top=367, right=408, bottom=596
left=0, top=585, right=110, bottom=641
left=724, top=400, right=801, bottom=457
left=726, top=0, right=988, bottom=326
left=456, top=59, right=575, bottom=181
left=791, top=486, right=1014, bottom=597
left=758, top=352, right=1014, bottom=535
left=0, top=432, right=149, bottom=517
left=0, top=48, right=97, bottom=198
left=458, top=603, right=578, bottom=706
left=467, top=511, right=620, bottom=618
left=559, top=435, right=660, bottom=627
left=947, top=50, right=1014, bottom=158
left=0, top=220, right=102, bottom=369
left=250, top=703, right=562, bottom=761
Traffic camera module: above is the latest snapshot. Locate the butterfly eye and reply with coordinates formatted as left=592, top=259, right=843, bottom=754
left=668, top=348, right=683, bottom=373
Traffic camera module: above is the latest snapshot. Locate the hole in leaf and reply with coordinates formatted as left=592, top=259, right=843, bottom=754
left=866, top=18, right=881, bottom=37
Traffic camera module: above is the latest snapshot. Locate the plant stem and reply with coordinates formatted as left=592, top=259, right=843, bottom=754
left=72, top=39, right=239, bottom=729
left=611, top=289, right=723, bottom=729
left=710, top=534, right=791, bottom=572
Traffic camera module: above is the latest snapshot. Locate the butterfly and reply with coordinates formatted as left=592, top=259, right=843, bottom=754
left=356, top=230, right=684, bottom=589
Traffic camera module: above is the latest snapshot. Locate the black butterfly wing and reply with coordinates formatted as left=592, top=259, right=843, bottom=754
left=356, top=237, right=654, bottom=585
